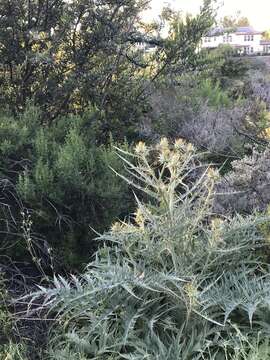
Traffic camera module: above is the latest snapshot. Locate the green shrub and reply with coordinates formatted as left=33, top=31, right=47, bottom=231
left=200, top=45, right=249, bottom=84
left=30, top=139, right=270, bottom=359
left=196, top=78, right=232, bottom=108
left=0, top=105, right=134, bottom=268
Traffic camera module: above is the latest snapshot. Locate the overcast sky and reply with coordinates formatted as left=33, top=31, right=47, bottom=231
left=144, top=0, right=270, bottom=31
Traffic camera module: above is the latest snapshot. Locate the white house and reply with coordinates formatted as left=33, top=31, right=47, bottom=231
left=202, top=26, right=270, bottom=55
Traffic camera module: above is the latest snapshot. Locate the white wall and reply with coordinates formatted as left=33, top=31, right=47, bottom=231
left=232, top=33, right=262, bottom=52
left=201, top=32, right=264, bottom=53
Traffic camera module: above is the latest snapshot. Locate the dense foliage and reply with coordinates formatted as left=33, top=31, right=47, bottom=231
left=0, top=0, right=215, bottom=142
left=1, top=0, right=270, bottom=358
left=30, top=140, right=270, bottom=359
left=0, top=0, right=148, bottom=118
left=0, top=0, right=219, bottom=271
left=0, top=105, right=134, bottom=268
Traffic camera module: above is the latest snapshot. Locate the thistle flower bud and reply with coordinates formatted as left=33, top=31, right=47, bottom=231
left=184, top=282, right=198, bottom=306
left=211, top=218, right=223, bottom=231
left=174, top=138, right=186, bottom=150
left=159, top=137, right=169, bottom=151
left=110, top=222, right=123, bottom=233
left=134, top=208, right=145, bottom=227
left=168, top=152, right=180, bottom=168
left=186, top=143, right=195, bottom=153
left=158, top=148, right=171, bottom=164
left=135, top=141, right=148, bottom=156
left=207, top=167, right=220, bottom=181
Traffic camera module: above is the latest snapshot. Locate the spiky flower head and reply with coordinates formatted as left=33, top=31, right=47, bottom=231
left=184, top=282, right=198, bottom=307
left=207, top=167, right=220, bottom=181
left=159, top=137, right=169, bottom=151
left=211, top=218, right=223, bottom=231
left=168, top=152, right=181, bottom=172
left=134, top=208, right=145, bottom=227
left=186, top=143, right=195, bottom=153
left=111, top=221, right=124, bottom=233
left=174, top=138, right=186, bottom=150
left=135, top=141, right=148, bottom=156
left=210, top=217, right=224, bottom=247
left=158, top=148, right=171, bottom=164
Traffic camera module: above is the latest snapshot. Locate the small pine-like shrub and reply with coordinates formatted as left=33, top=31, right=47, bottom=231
left=0, top=105, right=134, bottom=268
left=197, top=78, right=231, bottom=108
left=28, top=139, right=270, bottom=359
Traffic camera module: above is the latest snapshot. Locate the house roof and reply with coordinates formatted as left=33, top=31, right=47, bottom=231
left=235, top=26, right=262, bottom=35
left=206, top=26, right=262, bottom=37
left=260, top=40, right=270, bottom=45
left=207, top=27, right=224, bottom=36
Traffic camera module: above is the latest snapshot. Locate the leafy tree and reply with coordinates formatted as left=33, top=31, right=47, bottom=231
left=0, top=0, right=215, bottom=142
left=152, top=0, right=216, bottom=81
left=0, top=0, right=150, bottom=119
left=220, top=11, right=250, bottom=28
left=263, top=29, right=270, bottom=40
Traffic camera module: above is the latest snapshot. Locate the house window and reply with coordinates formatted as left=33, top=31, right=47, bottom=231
left=214, top=37, right=217, bottom=41
left=223, top=35, right=232, bottom=43
left=245, top=35, right=254, bottom=41
left=250, top=47, right=254, bottom=53
left=244, top=35, right=252, bottom=41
